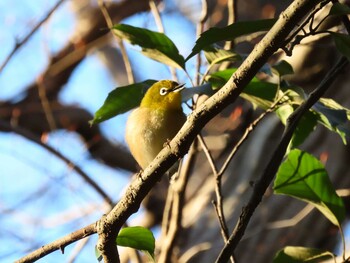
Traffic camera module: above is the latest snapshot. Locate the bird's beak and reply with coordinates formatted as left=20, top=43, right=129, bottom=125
left=172, top=83, right=185, bottom=93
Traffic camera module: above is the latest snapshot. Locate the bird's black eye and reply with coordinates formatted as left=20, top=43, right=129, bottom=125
left=159, top=87, right=168, bottom=96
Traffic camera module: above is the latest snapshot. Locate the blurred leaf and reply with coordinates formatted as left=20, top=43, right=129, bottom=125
left=186, top=19, right=276, bottom=61
left=273, top=246, right=335, bottom=263
left=181, top=83, right=215, bottom=101
left=276, top=104, right=294, bottom=126
left=276, top=102, right=317, bottom=148
left=91, top=80, right=156, bottom=124
left=113, top=24, right=185, bottom=69
left=291, top=111, right=318, bottom=148
left=206, top=68, right=277, bottom=108
left=274, top=149, right=345, bottom=227
left=272, top=60, right=294, bottom=76
left=313, top=98, right=350, bottom=144
left=203, top=46, right=241, bottom=66
left=329, top=2, right=350, bottom=16
left=331, top=32, right=350, bottom=61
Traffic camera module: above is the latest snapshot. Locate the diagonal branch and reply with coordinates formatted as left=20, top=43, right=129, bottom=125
left=15, top=223, right=96, bottom=263
left=215, top=55, right=349, bottom=262
left=96, top=0, right=324, bottom=262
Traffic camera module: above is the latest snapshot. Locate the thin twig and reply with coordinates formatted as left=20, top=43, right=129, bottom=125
left=98, top=0, right=135, bottom=84
left=224, top=0, right=237, bottom=50
left=158, top=142, right=197, bottom=263
left=0, top=0, right=66, bottom=73
left=216, top=55, right=349, bottom=262
left=0, top=120, right=114, bottom=207
left=36, top=76, right=57, bottom=131
left=197, top=134, right=218, bottom=174
left=149, top=0, right=178, bottom=81
left=197, top=134, right=234, bottom=262
left=196, top=0, right=208, bottom=85
left=67, top=237, right=91, bottom=263
left=283, top=0, right=330, bottom=55
left=15, top=223, right=96, bottom=263
left=218, top=97, right=285, bottom=177
left=149, top=0, right=164, bottom=33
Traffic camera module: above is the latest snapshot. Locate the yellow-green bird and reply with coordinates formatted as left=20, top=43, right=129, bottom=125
left=125, top=80, right=186, bottom=169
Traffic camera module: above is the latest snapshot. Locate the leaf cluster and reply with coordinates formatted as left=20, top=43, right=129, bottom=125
left=92, top=3, right=350, bottom=261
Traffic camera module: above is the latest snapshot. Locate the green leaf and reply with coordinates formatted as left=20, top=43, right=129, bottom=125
left=313, top=98, right=350, bottom=144
left=272, top=60, right=294, bottom=76
left=290, top=111, right=318, bottom=148
left=91, top=80, right=156, bottom=124
left=113, top=24, right=186, bottom=69
left=329, top=2, right=350, bottom=16
left=206, top=68, right=277, bottom=108
left=117, top=226, right=155, bottom=258
left=276, top=103, right=317, bottom=148
left=203, top=46, right=241, bottom=66
left=274, top=149, right=345, bottom=227
left=95, top=226, right=156, bottom=262
left=273, top=246, right=335, bottom=263
left=331, top=32, right=350, bottom=61
left=186, top=19, right=276, bottom=61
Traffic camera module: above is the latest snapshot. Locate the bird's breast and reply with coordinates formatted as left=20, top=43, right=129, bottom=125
left=125, top=107, right=186, bottom=169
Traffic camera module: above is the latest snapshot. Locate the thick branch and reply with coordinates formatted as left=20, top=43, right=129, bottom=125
left=96, top=0, right=323, bottom=261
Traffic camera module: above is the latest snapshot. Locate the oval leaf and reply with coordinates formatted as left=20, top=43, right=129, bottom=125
left=329, top=3, right=350, bottom=16
left=117, top=226, right=155, bottom=258
left=186, top=19, right=276, bottom=61
left=95, top=226, right=155, bottom=261
left=273, top=246, right=335, bottom=263
left=91, top=80, right=156, bottom=124
left=274, top=149, right=345, bottom=226
left=113, top=24, right=185, bottom=69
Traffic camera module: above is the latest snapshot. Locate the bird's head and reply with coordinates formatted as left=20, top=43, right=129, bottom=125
left=140, top=80, right=185, bottom=111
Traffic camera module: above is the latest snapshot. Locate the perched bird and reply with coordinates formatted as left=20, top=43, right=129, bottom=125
left=125, top=80, right=186, bottom=169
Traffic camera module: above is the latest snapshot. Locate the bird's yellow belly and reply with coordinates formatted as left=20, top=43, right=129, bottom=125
left=125, top=107, right=186, bottom=169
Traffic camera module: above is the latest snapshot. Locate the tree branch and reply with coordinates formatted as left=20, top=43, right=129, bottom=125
left=216, top=55, right=349, bottom=262
left=15, top=223, right=96, bottom=263
left=96, top=0, right=323, bottom=261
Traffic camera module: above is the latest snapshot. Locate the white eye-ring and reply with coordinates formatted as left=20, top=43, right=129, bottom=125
left=159, top=87, right=168, bottom=96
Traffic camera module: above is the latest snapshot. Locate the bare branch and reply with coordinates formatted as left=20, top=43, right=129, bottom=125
left=0, top=0, right=66, bottom=73
left=98, top=0, right=135, bottom=84
left=158, top=143, right=196, bottom=263
left=15, top=223, right=96, bottom=263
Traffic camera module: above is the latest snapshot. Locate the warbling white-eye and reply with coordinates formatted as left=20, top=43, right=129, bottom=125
left=125, top=80, right=186, bottom=169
